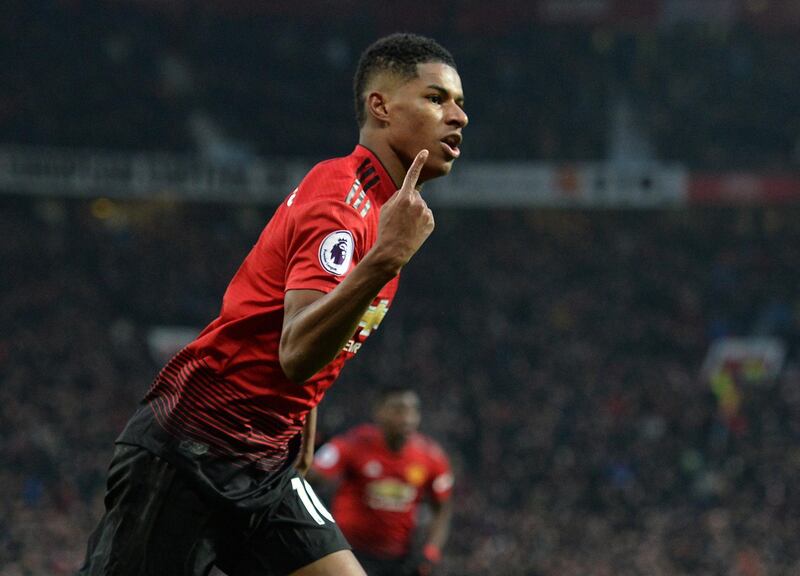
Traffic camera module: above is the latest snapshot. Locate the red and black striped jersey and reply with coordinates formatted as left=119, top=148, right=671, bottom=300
left=120, top=145, right=400, bottom=474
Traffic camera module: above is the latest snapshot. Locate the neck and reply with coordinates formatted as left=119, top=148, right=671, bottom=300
left=359, top=130, right=408, bottom=190
left=383, top=431, right=406, bottom=452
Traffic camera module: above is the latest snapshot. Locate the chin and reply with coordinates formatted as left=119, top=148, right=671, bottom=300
left=421, top=161, right=453, bottom=182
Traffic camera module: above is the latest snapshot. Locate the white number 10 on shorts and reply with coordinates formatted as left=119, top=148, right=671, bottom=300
left=291, top=477, right=335, bottom=525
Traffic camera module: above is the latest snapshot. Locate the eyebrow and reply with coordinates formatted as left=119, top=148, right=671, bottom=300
left=426, top=84, right=465, bottom=107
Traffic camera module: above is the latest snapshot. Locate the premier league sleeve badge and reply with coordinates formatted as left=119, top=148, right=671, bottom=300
left=318, top=230, right=355, bottom=276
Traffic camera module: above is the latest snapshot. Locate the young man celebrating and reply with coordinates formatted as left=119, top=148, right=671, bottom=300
left=311, top=388, right=453, bottom=576
left=79, top=32, right=467, bottom=576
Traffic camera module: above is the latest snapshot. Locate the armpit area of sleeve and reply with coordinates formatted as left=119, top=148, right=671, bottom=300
left=284, top=199, right=366, bottom=293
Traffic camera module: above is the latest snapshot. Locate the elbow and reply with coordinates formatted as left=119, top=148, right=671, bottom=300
left=279, top=353, right=307, bottom=384
left=279, top=343, right=312, bottom=383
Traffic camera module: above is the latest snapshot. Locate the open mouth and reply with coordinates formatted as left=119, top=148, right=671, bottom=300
left=440, top=134, right=462, bottom=159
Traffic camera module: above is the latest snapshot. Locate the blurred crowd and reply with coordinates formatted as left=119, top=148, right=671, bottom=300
left=3, top=1, right=800, bottom=168
left=3, top=195, right=800, bottom=575
left=4, top=2, right=800, bottom=574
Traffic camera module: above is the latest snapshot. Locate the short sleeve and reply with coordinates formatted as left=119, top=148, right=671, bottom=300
left=427, top=445, right=453, bottom=503
left=312, top=437, right=350, bottom=479
left=285, top=199, right=367, bottom=294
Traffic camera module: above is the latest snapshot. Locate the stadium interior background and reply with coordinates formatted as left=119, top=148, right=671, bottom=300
left=3, top=1, right=800, bottom=574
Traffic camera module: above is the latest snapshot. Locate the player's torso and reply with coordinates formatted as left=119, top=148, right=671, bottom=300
left=140, top=149, right=400, bottom=469
left=189, top=149, right=399, bottom=404
left=340, top=430, right=434, bottom=514
left=332, top=428, right=437, bottom=557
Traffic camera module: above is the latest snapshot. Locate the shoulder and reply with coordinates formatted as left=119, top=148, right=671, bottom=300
left=410, top=433, right=448, bottom=462
left=294, top=154, right=362, bottom=205
left=315, top=423, right=371, bottom=469
left=324, top=423, right=378, bottom=449
left=345, top=423, right=382, bottom=445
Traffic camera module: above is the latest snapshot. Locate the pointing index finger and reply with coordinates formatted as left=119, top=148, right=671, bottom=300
left=401, top=149, right=429, bottom=193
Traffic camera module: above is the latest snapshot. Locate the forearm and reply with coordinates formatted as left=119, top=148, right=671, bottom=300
left=280, top=250, right=398, bottom=382
left=426, top=501, right=453, bottom=550
left=280, top=150, right=432, bottom=383
left=295, top=406, right=317, bottom=475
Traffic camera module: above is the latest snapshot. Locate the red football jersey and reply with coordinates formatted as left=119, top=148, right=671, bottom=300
left=313, top=423, right=453, bottom=558
left=141, top=146, right=400, bottom=471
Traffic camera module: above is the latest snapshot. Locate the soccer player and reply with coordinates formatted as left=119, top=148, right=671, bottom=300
left=311, top=388, right=453, bottom=576
left=78, top=32, right=467, bottom=576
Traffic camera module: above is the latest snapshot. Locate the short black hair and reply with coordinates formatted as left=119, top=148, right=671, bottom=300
left=353, top=33, right=457, bottom=127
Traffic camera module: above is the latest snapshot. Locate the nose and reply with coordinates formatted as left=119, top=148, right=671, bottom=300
left=447, top=102, right=468, bottom=129
left=396, top=408, right=417, bottom=428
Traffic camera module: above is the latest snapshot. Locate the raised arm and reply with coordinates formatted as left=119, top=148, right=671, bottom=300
left=279, top=150, right=433, bottom=383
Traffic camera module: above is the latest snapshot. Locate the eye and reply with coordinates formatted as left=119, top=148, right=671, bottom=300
left=427, top=94, right=443, bottom=105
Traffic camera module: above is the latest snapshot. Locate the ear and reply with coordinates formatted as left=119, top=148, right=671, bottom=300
left=366, top=91, right=390, bottom=124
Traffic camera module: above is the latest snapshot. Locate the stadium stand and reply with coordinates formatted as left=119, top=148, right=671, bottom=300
left=3, top=1, right=800, bottom=168
left=3, top=1, right=800, bottom=574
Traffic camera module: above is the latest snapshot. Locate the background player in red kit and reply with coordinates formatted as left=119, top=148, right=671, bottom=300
left=311, top=388, right=453, bottom=576
left=78, top=33, right=467, bottom=576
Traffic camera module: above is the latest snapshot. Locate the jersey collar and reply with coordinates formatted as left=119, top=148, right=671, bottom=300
left=352, top=144, right=397, bottom=206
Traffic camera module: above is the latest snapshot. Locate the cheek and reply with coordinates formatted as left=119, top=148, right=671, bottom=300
left=396, top=106, right=435, bottom=135
left=407, top=111, right=429, bottom=131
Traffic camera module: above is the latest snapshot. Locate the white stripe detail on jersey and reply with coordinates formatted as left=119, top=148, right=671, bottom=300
left=344, top=180, right=361, bottom=205
left=344, top=178, right=371, bottom=217
left=352, top=191, right=366, bottom=210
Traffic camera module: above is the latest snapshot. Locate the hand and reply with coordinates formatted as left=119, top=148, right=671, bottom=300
left=294, top=453, right=312, bottom=477
left=409, top=544, right=441, bottom=576
left=372, top=150, right=435, bottom=275
left=415, top=559, right=436, bottom=576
